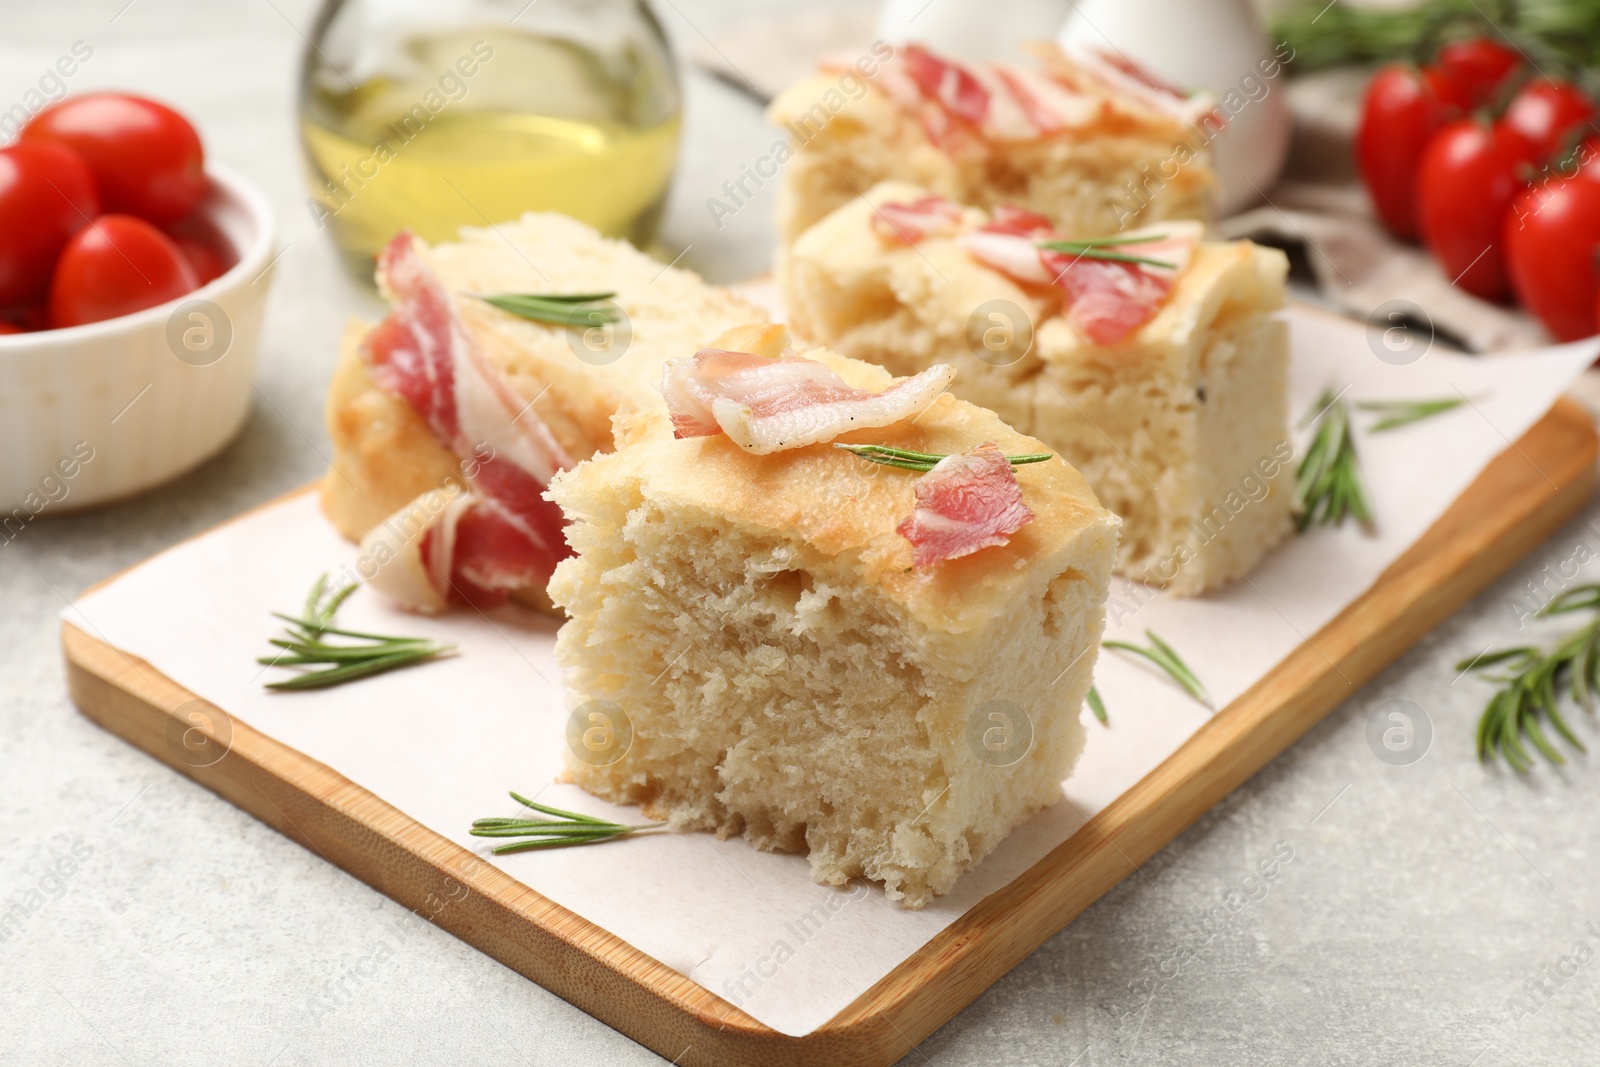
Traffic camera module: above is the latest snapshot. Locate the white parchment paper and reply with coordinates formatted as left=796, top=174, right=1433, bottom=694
left=68, top=309, right=1599, bottom=1036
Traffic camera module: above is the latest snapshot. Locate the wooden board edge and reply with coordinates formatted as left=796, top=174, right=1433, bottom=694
left=62, top=626, right=870, bottom=1066
left=60, top=397, right=1598, bottom=1066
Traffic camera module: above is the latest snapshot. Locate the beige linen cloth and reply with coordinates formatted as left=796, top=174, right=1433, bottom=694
left=691, top=10, right=1552, bottom=353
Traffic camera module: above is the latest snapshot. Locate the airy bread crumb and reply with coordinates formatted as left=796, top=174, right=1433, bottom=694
left=548, top=345, right=1119, bottom=907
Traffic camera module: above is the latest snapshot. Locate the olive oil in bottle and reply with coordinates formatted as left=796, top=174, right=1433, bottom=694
left=298, top=7, right=681, bottom=278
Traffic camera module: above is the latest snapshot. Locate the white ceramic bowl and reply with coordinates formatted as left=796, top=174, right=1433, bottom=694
left=0, top=163, right=276, bottom=516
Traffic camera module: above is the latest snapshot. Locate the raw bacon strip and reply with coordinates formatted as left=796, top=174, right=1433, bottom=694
left=1037, top=221, right=1202, bottom=345
left=361, top=231, right=577, bottom=611
left=1058, top=43, right=1220, bottom=128
left=982, top=204, right=1056, bottom=237
left=358, top=483, right=568, bottom=613
left=896, top=442, right=1035, bottom=569
left=660, top=348, right=957, bottom=455
left=958, top=217, right=1202, bottom=345
left=901, top=45, right=990, bottom=127
left=957, top=229, right=1055, bottom=284
left=871, top=197, right=966, bottom=245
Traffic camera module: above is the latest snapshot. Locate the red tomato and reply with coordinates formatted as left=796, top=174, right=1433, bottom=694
left=1505, top=176, right=1600, bottom=341
left=172, top=235, right=227, bottom=285
left=48, top=215, right=199, bottom=328
left=1431, top=38, right=1521, bottom=111
left=1357, top=65, right=1455, bottom=240
left=21, top=93, right=206, bottom=224
left=0, top=141, right=101, bottom=307
left=0, top=322, right=25, bottom=335
left=1501, top=79, right=1595, bottom=164
left=1417, top=120, right=1538, bottom=300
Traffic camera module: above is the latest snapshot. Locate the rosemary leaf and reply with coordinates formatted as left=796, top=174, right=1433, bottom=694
left=1036, top=239, right=1177, bottom=270
left=1103, top=629, right=1214, bottom=709
left=1087, top=685, right=1109, bottom=725
left=261, top=573, right=454, bottom=691
left=469, top=791, right=662, bottom=854
left=834, top=442, right=1054, bottom=472
left=1457, top=584, right=1600, bottom=770
left=1357, top=395, right=1473, bottom=433
left=475, top=292, right=621, bottom=329
left=1295, top=388, right=1373, bottom=533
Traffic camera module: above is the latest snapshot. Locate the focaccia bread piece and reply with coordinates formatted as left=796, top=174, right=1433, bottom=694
left=547, top=338, right=1119, bottom=908
left=320, top=213, right=764, bottom=610
left=783, top=181, right=1292, bottom=595
left=767, top=42, right=1216, bottom=245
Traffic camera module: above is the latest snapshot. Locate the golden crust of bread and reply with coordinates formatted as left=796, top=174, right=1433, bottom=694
left=552, top=347, right=1119, bottom=635
left=319, top=212, right=767, bottom=545
left=782, top=181, right=1293, bottom=595
left=787, top=179, right=1285, bottom=363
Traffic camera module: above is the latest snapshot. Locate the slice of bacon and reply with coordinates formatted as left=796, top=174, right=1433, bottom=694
left=957, top=216, right=1202, bottom=345
left=871, top=197, right=966, bottom=245
left=957, top=229, right=1055, bottom=285
left=896, top=442, right=1035, bottom=569
left=1037, top=221, right=1202, bottom=344
left=982, top=204, right=1056, bottom=237
left=1058, top=43, right=1219, bottom=129
left=660, top=347, right=956, bottom=455
left=360, top=231, right=576, bottom=611
left=901, top=44, right=990, bottom=127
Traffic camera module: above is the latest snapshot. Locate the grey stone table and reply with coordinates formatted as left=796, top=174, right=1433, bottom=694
left=4, top=2, right=1600, bottom=1064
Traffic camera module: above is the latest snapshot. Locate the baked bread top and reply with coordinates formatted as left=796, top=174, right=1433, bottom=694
left=551, top=345, right=1118, bottom=636
left=413, top=213, right=766, bottom=441
left=768, top=42, right=1210, bottom=148
left=788, top=180, right=1287, bottom=371
left=322, top=212, right=765, bottom=542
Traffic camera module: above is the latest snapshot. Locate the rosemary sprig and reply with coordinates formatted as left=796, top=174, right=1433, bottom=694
left=1295, top=388, right=1373, bottom=532
left=475, top=291, right=621, bottom=329
left=259, top=573, right=454, bottom=690
left=1087, top=685, right=1109, bottom=724
left=834, top=443, right=1054, bottom=473
left=470, top=791, right=663, bottom=854
left=1457, top=584, right=1600, bottom=771
left=1037, top=233, right=1177, bottom=270
left=1357, top=395, right=1472, bottom=433
left=1103, top=629, right=1214, bottom=709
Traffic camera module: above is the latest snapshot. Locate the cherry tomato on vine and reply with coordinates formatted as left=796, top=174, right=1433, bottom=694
left=48, top=215, right=199, bottom=328
left=1417, top=120, right=1538, bottom=301
left=1357, top=65, right=1455, bottom=240
left=1500, top=79, right=1596, bottom=164
left=1430, top=38, right=1521, bottom=111
left=1504, top=175, right=1600, bottom=340
left=21, top=92, right=206, bottom=224
left=0, top=141, right=101, bottom=308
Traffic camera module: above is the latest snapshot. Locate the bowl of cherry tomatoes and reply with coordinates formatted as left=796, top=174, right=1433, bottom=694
left=0, top=91, right=275, bottom=515
left=1356, top=38, right=1600, bottom=341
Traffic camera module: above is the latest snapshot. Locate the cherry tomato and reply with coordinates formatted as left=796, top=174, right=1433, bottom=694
left=0, top=141, right=101, bottom=307
left=1501, top=79, right=1595, bottom=165
left=21, top=93, right=205, bottom=224
left=1357, top=65, right=1454, bottom=240
left=1417, top=120, right=1538, bottom=301
left=172, top=235, right=227, bottom=285
left=1430, top=38, right=1521, bottom=111
left=1504, top=175, right=1600, bottom=341
left=48, top=215, right=198, bottom=328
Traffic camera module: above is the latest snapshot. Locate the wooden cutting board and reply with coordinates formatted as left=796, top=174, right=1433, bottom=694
left=63, top=397, right=1597, bottom=1067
